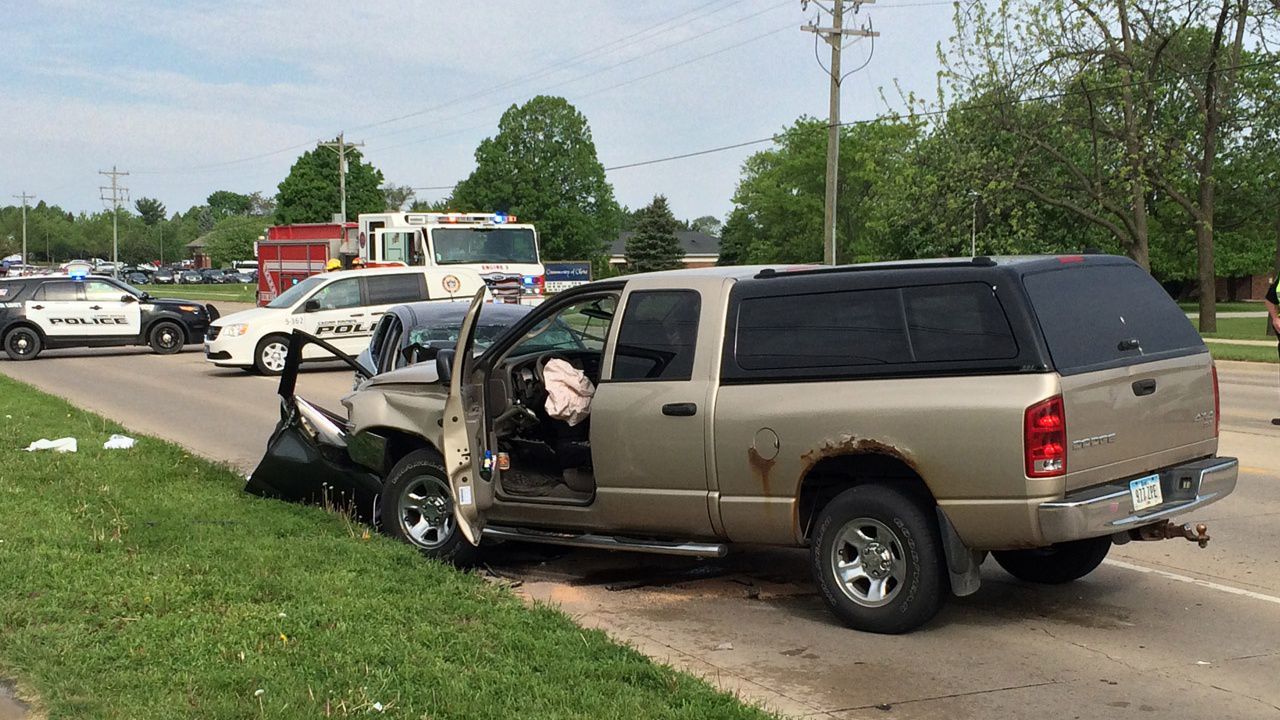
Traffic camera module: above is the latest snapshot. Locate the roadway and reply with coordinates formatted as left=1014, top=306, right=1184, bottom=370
left=2, top=336, right=1279, bottom=719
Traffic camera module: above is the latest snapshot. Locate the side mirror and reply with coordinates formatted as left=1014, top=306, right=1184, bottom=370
left=400, top=342, right=438, bottom=366
left=436, top=348, right=455, bottom=384
left=303, top=299, right=321, bottom=313
left=121, top=294, right=138, bottom=303
left=139, top=291, right=151, bottom=302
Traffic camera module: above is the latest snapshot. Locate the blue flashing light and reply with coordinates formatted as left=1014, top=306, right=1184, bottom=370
left=68, top=267, right=89, bottom=281
left=522, top=275, right=536, bottom=285
left=492, top=213, right=507, bottom=224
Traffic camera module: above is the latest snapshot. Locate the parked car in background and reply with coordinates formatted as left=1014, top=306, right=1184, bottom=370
left=153, top=268, right=176, bottom=285
left=1, top=274, right=216, bottom=360
left=201, top=269, right=227, bottom=284
left=355, top=301, right=532, bottom=381
left=204, top=266, right=487, bottom=375
left=125, top=272, right=150, bottom=285
left=179, top=270, right=203, bottom=285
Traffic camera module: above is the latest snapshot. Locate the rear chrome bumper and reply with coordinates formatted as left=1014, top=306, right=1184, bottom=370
left=1038, top=457, right=1238, bottom=544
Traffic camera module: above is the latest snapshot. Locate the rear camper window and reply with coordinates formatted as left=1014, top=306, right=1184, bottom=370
left=1022, top=263, right=1205, bottom=374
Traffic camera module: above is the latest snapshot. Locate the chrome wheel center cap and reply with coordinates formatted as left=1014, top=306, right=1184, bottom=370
left=862, top=543, right=894, bottom=578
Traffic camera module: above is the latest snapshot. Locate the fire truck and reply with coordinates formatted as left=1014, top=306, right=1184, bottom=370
left=255, top=212, right=545, bottom=306
left=356, top=212, right=546, bottom=304
left=255, top=222, right=357, bottom=305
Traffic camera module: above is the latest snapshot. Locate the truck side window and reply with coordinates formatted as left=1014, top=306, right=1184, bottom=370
left=612, top=290, right=701, bottom=381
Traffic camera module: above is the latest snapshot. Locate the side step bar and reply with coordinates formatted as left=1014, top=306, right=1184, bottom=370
left=481, top=525, right=728, bottom=558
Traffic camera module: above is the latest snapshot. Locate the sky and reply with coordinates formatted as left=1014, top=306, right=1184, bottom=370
left=1, top=0, right=960, bottom=224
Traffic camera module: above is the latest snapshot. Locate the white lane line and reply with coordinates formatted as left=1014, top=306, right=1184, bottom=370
left=1104, top=558, right=1280, bottom=607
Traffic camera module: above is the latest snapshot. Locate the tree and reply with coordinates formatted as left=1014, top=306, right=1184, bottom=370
left=941, top=0, right=1264, bottom=330
left=275, top=141, right=385, bottom=224
left=382, top=184, right=415, bottom=212
left=689, top=215, right=722, bottom=237
left=451, top=96, right=621, bottom=261
left=625, top=196, right=684, bottom=273
left=134, top=197, right=166, bottom=226
left=203, top=216, right=267, bottom=267
left=247, top=191, right=276, bottom=217
left=207, top=190, right=253, bottom=217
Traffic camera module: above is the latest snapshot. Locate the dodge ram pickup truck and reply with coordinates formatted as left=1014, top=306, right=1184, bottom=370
left=248, top=255, right=1237, bottom=633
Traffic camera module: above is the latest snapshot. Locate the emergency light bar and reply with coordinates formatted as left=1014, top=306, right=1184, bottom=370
left=432, top=212, right=518, bottom=224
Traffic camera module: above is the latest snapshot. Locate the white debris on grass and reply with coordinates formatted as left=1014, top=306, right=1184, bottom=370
left=25, top=437, right=77, bottom=453
left=103, top=434, right=136, bottom=450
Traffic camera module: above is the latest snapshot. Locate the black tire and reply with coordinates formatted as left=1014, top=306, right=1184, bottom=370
left=381, top=448, right=479, bottom=566
left=810, top=484, right=946, bottom=634
left=253, top=334, right=291, bottom=376
left=993, top=536, right=1112, bottom=585
left=148, top=321, right=185, bottom=355
left=3, top=326, right=42, bottom=361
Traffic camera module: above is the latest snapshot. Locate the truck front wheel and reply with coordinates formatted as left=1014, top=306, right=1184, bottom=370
left=992, top=537, right=1111, bottom=585
left=810, top=484, right=947, bottom=634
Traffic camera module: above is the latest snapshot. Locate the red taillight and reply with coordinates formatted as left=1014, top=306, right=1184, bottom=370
left=1025, top=395, right=1067, bottom=478
left=1211, top=362, right=1220, bottom=437
left=530, top=275, right=545, bottom=295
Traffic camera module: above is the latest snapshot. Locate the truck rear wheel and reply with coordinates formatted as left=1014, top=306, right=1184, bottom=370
left=810, top=484, right=946, bottom=634
left=993, top=536, right=1111, bottom=584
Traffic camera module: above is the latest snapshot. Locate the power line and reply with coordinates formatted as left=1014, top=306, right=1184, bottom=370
left=409, top=56, right=1280, bottom=191
left=360, top=1, right=795, bottom=149
left=131, top=0, right=758, bottom=175
left=373, top=22, right=796, bottom=156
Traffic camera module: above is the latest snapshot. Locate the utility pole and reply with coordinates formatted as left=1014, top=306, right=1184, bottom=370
left=99, top=166, right=129, bottom=278
left=11, top=191, right=34, bottom=270
left=802, top=0, right=879, bottom=265
left=320, top=132, right=365, bottom=222
left=969, top=191, right=979, bottom=257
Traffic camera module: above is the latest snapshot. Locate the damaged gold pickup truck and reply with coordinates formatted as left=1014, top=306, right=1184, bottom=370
left=248, top=256, right=1237, bottom=633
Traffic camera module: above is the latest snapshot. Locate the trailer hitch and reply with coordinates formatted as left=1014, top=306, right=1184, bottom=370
left=1129, top=521, right=1210, bottom=548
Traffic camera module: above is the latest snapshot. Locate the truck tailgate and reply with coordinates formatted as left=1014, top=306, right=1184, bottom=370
left=1058, top=353, right=1217, bottom=491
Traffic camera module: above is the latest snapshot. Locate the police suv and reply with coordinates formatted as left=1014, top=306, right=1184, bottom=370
left=204, top=266, right=485, bottom=375
left=0, top=274, right=214, bottom=361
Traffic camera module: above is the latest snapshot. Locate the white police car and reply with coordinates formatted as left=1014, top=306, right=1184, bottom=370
left=0, top=272, right=213, bottom=360
left=204, top=266, right=485, bottom=375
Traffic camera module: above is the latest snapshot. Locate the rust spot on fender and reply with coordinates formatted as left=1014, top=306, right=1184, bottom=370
left=747, top=446, right=778, bottom=496
left=798, top=435, right=919, bottom=479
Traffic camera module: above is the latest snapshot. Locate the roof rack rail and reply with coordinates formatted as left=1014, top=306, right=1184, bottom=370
left=754, top=256, right=995, bottom=280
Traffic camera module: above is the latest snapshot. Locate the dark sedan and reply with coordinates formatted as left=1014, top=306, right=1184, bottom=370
left=356, top=301, right=533, bottom=380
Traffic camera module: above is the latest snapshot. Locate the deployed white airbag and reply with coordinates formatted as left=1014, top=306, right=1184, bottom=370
left=543, top=359, right=594, bottom=427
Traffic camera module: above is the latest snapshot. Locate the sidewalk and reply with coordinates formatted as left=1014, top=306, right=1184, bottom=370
left=1203, top=338, right=1278, bottom=347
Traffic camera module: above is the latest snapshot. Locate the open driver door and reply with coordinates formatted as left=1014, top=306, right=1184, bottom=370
left=442, top=289, right=497, bottom=544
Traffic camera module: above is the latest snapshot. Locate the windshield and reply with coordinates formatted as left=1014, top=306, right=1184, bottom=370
left=509, top=295, right=616, bottom=357
left=430, top=228, right=538, bottom=265
left=408, top=322, right=512, bottom=351
left=267, top=275, right=327, bottom=309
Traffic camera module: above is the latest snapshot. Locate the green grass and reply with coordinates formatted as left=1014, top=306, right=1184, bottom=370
left=143, top=284, right=257, bottom=303
left=1207, top=342, right=1279, bottom=363
left=1199, top=316, right=1276, bottom=341
left=0, top=376, right=771, bottom=720
left=1178, top=300, right=1265, bottom=313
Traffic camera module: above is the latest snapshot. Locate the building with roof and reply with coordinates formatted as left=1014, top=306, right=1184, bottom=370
left=609, top=230, right=720, bottom=270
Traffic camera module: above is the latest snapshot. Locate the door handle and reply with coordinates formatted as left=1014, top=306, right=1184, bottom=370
left=349, top=313, right=364, bottom=317
left=662, top=402, right=697, bottom=417
left=1117, top=337, right=1141, bottom=351
left=1132, top=379, right=1157, bottom=396
left=31, top=304, right=43, bottom=310
left=89, top=305, right=102, bottom=310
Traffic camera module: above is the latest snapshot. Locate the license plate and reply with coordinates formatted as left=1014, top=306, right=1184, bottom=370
left=1129, top=474, right=1163, bottom=512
